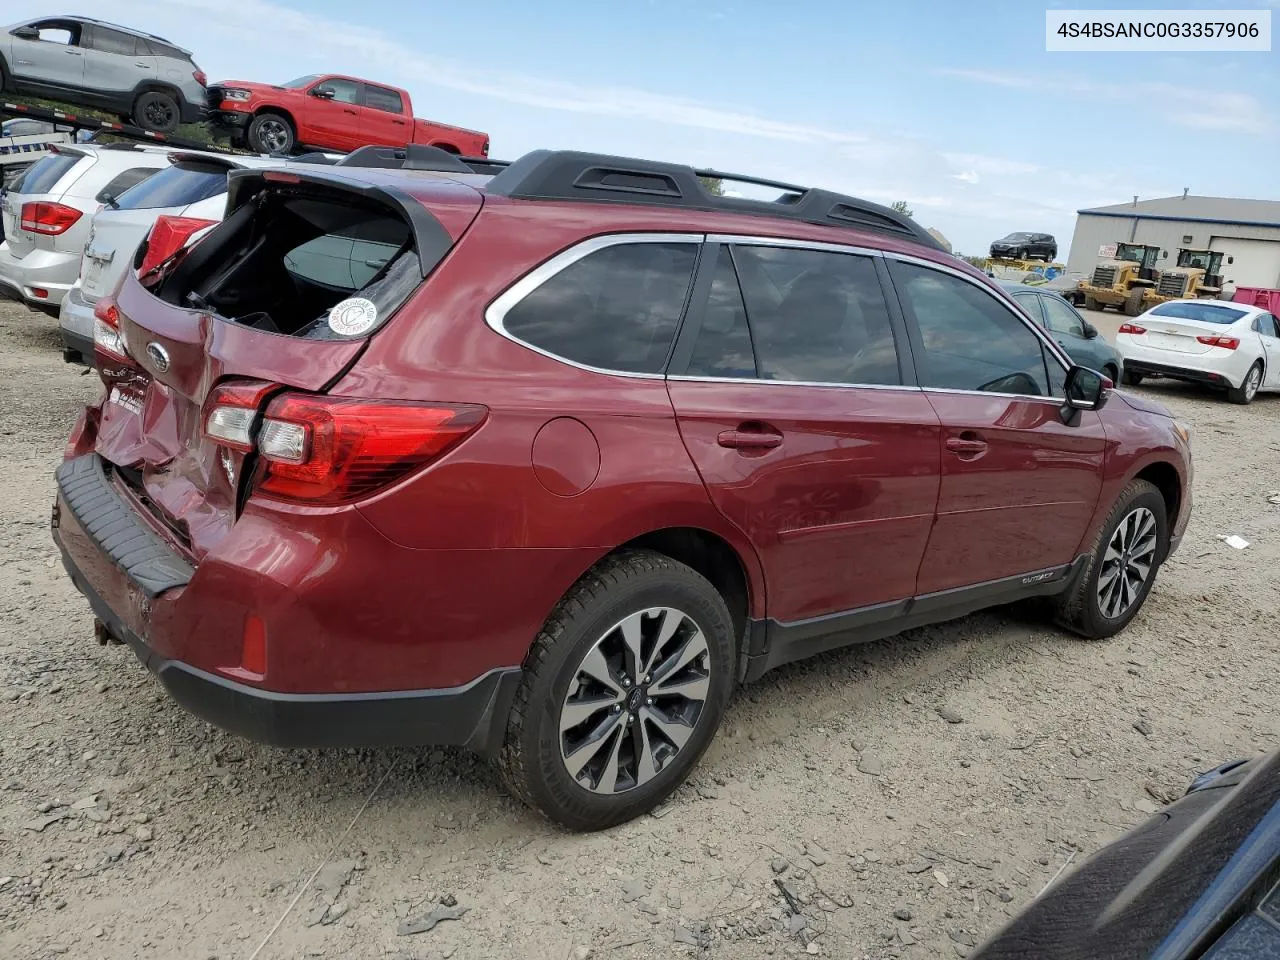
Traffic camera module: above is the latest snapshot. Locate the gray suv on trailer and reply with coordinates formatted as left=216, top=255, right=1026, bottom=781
left=1, top=17, right=206, bottom=133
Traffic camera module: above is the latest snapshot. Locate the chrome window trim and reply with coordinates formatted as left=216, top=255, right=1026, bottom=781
left=882, top=250, right=1075, bottom=402
left=706, top=233, right=884, bottom=259
left=667, top=375, right=921, bottom=393
left=484, top=232, right=704, bottom=380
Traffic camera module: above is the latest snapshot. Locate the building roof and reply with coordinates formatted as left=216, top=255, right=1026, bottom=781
left=1078, top=195, right=1280, bottom=229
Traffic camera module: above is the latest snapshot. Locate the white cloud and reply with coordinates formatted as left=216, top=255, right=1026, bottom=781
left=937, top=67, right=1273, bottom=135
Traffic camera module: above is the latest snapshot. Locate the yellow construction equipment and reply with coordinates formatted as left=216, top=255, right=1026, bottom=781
left=1078, top=243, right=1162, bottom=316
left=1150, top=249, right=1225, bottom=304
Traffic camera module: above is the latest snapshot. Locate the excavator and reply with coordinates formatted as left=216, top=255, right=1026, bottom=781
left=1149, top=249, right=1226, bottom=304
left=1077, top=243, right=1163, bottom=316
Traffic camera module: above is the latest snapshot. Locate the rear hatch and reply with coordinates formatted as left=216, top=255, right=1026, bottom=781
left=1140, top=303, right=1250, bottom=355
left=2, top=148, right=95, bottom=259
left=80, top=154, right=241, bottom=305
left=91, top=167, right=482, bottom=561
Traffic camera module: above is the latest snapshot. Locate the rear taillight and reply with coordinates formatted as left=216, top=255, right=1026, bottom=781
left=20, top=201, right=82, bottom=236
left=254, top=395, right=487, bottom=505
left=1196, top=335, right=1239, bottom=350
left=202, top=380, right=278, bottom=452
left=193, top=69, right=208, bottom=87
left=1118, top=323, right=1146, bottom=335
left=93, top=296, right=128, bottom=363
left=138, top=215, right=218, bottom=277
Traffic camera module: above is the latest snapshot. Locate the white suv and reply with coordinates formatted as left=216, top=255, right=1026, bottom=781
left=0, top=143, right=171, bottom=312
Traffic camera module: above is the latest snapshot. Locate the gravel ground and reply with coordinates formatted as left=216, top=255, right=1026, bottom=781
left=1, top=297, right=1277, bottom=960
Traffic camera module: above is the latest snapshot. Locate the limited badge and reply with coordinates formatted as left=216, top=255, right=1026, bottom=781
left=327, top=297, right=378, bottom=336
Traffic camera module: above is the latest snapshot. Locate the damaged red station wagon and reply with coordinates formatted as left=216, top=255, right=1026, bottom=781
left=53, top=147, right=1192, bottom=830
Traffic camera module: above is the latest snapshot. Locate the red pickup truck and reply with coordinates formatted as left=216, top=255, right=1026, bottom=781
left=206, top=74, right=489, bottom=157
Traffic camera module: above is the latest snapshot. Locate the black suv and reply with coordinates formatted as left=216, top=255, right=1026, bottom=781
left=989, top=232, right=1057, bottom=262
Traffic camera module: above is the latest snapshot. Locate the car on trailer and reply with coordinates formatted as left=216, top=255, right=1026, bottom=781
left=53, top=147, right=1192, bottom=830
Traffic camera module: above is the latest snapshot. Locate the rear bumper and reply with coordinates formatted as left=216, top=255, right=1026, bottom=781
left=0, top=243, right=77, bottom=306
left=52, top=452, right=523, bottom=753
left=1118, top=339, right=1251, bottom=389
left=58, top=284, right=95, bottom=361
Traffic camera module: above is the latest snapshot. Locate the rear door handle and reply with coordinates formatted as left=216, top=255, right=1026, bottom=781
left=343, top=108, right=357, bottom=115
left=717, top=428, right=783, bottom=450
left=945, top=434, right=988, bottom=457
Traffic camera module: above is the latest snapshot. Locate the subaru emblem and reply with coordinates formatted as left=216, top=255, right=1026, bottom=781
left=145, top=342, right=170, bottom=372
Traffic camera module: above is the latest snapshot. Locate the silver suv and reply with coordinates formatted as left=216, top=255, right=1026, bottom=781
left=0, top=143, right=172, bottom=311
left=1, top=17, right=206, bottom=133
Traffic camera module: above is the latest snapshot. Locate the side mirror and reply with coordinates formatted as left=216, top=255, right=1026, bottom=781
left=1082, top=320, right=1099, bottom=339
left=311, top=86, right=335, bottom=100
left=13, top=26, right=40, bottom=40
left=1061, top=365, right=1110, bottom=424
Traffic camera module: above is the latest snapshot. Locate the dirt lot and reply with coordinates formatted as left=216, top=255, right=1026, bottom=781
left=1, top=297, right=1278, bottom=960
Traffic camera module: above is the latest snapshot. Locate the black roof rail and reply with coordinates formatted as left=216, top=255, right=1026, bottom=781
left=338, top=144, right=474, bottom=173
left=484, top=150, right=945, bottom=251
left=457, top=156, right=511, bottom=176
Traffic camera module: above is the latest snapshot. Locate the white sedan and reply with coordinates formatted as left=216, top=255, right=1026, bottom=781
left=1116, top=298, right=1280, bottom=404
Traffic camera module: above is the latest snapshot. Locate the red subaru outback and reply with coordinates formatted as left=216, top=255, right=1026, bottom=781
left=53, top=148, right=1192, bottom=830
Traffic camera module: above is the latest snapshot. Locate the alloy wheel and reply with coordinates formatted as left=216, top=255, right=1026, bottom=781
left=259, top=120, right=290, bottom=152
left=146, top=101, right=174, bottom=128
left=1245, top=365, right=1262, bottom=400
left=559, top=606, right=710, bottom=794
left=1097, top=506, right=1158, bottom=619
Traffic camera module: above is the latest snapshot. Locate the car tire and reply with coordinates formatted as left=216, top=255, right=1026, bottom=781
left=1123, top=289, right=1145, bottom=317
left=1084, top=296, right=1101, bottom=311
left=1056, top=479, right=1168, bottom=640
left=1103, top=363, right=1119, bottom=383
left=1121, top=369, right=1143, bottom=387
left=1017, top=247, right=1028, bottom=260
left=133, top=91, right=180, bottom=133
left=498, top=549, right=736, bottom=831
left=247, top=113, right=295, bottom=155
left=1227, top=361, right=1263, bottom=405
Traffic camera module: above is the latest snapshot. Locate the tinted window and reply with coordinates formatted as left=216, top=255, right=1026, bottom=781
left=3, top=119, right=53, bottom=137
left=732, top=245, right=900, bottom=385
left=895, top=262, right=1050, bottom=396
left=685, top=248, right=756, bottom=379
left=113, top=162, right=227, bottom=210
left=1148, top=302, right=1245, bottom=325
left=1042, top=296, right=1086, bottom=338
left=88, top=26, right=139, bottom=56
left=12, top=153, right=80, bottom=194
left=1257, top=313, right=1279, bottom=337
left=95, top=167, right=158, bottom=204
left=315, top=79, right=360, bottom=105
left=364, top=85, right=403, bottom=114
left=502, top=242, right=697, bottom=373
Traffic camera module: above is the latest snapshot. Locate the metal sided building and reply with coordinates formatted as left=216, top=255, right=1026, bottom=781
left=1066, top=194, right=1280, bottom=291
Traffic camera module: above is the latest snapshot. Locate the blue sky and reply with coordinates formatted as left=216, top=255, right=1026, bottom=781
left=23, top=0, right=1280, bottom=256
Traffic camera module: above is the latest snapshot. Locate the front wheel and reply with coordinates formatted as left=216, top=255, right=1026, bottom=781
left=1227, top=361, right=1263, bottom=405
left=247, top=112, right=295, bottom=154
left=1055, top=479, right=1168, bottom=639
left=1084, top=296, right=1101, bottom=311
left=499, top=550, right=735, bottom=831
left=1121, top=368, right=1144, bottom=387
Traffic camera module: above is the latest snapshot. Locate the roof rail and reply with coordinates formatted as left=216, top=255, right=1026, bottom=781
left=457, top=156, right=511, bottom=176
left=483, top=150, right=944, bottom=251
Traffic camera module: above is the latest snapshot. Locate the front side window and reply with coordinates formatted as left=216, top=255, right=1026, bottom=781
left=364, top=85, right=403, bottom=114
left=730, top=245, right=901, bottom=385
left=894, top=261, right=1052, bottom=396
left=500, top=241, right=697, bottom=374
left=1041, top=296, right=1086, bottom=338
left=314, top=79, right=360, bottom=105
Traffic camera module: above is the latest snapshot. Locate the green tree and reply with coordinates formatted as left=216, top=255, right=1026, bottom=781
left=891, top=200, right=914, bottom=219
left=698, top=176, right=725, bottom=196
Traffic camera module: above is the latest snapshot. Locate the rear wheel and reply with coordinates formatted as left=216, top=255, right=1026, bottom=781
left=1084, top=296, right=1101, bottom=311
left=1103, top=363, right=1119, bottom=384
left=133, top=91, right=180, bottom=133
left=499, top=550, right=735, bottom=831
left=1121, top=369, right=1144, bottom=387
left=1227, top=361, right=1263, bottom=405
left=1056, top=479, right=1168, bottom=639
left=1123, top=289, right=1145, bottom=317
left=247, top=112, right=295, bottom=154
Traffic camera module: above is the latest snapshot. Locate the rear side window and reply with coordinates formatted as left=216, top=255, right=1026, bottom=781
left=894, top=261, right=1052, bottom=396
left=364, top=85, right=403, bottom=114
left=95, top=167, right=159, bottom=204
left=87, top=26, right=141, bottom=56
left=500, top=241, right=697, bottom=374
left=113, top=162, right=228, bottom=211
left=730, top=245, right=901, bottom=385
left=11, top=153, right=81, bottom=194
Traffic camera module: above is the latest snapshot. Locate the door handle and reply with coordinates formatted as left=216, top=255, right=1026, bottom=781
left=945, top=434, right=988, bottom=458
left=364, top=258, right=388, bottom=268
left=343, top=108, right=357, bottom=115
left=717, top=427, right=783, bottom=450
left=135, top=62, right=150, bottom=67
left=392, top=119, right=406, bottom=125
left=66, top=50, right=82, bottom=56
